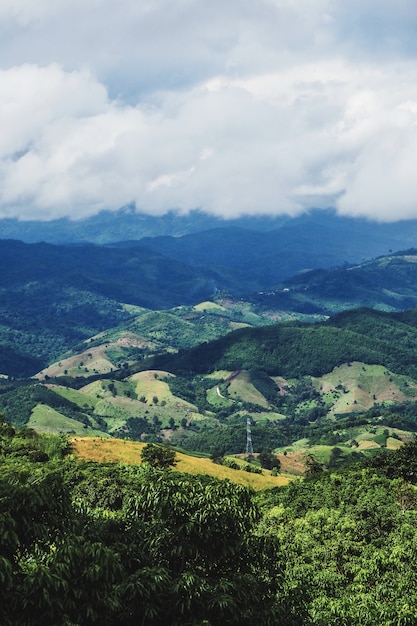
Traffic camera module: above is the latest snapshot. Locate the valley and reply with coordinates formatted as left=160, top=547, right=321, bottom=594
left=3, top=225, right=417, bottom=474
left=3, top=216, right=417, bottom=625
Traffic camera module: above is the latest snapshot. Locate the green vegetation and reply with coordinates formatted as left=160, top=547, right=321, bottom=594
left=140, top=442, right=177, bottom=468
left=146, top=308, right=417, bottom=380
left=0, top=421, right=281, bottom=625
left=6, top=243, right=417, bottom=378
left=5, top=307, right=417, bottom=474
left=3, top=415, right=417, bottom=624
left=252, top=250, right=417, bottom=314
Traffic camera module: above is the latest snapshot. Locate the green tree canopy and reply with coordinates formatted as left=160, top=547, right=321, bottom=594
left=140, top=442, right=177, bottom=468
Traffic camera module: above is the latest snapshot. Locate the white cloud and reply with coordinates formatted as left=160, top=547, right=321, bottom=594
left=0, top=1, right=417, bottom=221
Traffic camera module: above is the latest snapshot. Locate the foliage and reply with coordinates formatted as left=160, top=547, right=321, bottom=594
left=148, top=307, right=417, bottom=380
left=367, top=438, right=417, bottom=482
left=0, top=422, right=282, bottom=625
left=4, top=414, right=417, bottom=624
left=256, top=462, right=417, bottom=625
left=140, top=443, right=177, bottom=468
left=0, top=383, right=95, bottom=429
left=165, top=375, right=213, bottom=412
left=258, top=449, right=281, bottom=470
left=249, top=369, right=279, bottom=403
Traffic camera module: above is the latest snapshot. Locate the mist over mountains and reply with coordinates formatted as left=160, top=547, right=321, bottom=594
left=3, top=207, right=417, bottom=263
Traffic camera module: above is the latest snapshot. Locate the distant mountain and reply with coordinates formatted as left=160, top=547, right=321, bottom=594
left=251, top=250, right=417, bottom=314
left=0, top=239, right=234, bottom=376
left=6, top=229, right=417, bottom=379
left=3, top=207, right=417, bottom=276
left=0, top=206, right=289, bottom=244
left=136, top=211, right=417, bottom=284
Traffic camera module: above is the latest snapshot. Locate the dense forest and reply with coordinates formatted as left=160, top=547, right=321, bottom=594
left=144, top=307, right=417, bottom=379
left=2, top=417, right=417, bottom=625
left=4, top=240, right=417, bottom=379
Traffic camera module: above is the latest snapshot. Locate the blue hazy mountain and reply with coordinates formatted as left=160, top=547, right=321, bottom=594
left=2, top=207, right=417, bottom=260
left=3, top=207, right=417, bottom=283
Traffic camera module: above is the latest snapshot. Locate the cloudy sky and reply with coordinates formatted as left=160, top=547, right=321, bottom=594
left=1, top=0, right=417, bottom=222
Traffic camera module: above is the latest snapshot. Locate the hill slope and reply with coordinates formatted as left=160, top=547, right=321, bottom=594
left=252, top=250, right=417, bottom=313
left=145, top=307, right=417, bottom=380
left=6, top=239, right=417, bottom=378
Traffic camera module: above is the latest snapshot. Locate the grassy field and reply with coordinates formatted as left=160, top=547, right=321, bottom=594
left=193, top=301, right=228, bottom=313
left=227, top=371, right=270, bottom=408
left=315, top=362, right=417, bottom=415
left=29, top=405, right=107, bottom=436
left=48, top=385, right=99, bottom=409
left=69, top=437, right=291, bottom=489
left=38, top=345, right=116, bottom=379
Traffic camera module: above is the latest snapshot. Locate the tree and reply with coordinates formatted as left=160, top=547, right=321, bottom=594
left=258, top=449, right=281, bottom=471
left=304, top=453, right=324, bottom=477
left=140, top=443, right=177, bottom=468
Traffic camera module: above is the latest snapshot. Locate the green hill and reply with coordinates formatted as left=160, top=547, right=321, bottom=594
left=253, top=250, right=417, bottom=314
left=5, top=240, right=417, bottom=378
left=145, top=307, right=417, bottom=379
left=4, top=307, right=417, bottom=468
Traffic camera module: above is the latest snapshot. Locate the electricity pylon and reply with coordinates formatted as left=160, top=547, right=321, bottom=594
left=245, top=416, right=254, bottom=459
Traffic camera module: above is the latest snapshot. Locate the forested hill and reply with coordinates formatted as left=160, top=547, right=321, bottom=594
left=5, top=419, right=417, bottom=624
left=0, top=239, right=235, bottom=374
left=0, top=239, right=224, bottom=308
left=252, top=250, right=417, bottom=314
left=145, top=307, right=417, bottom=379
left=5, top=237, right=417, bottom=379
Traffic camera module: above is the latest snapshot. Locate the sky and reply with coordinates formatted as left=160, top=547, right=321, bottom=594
left=1, top=0, right=417, bottom=222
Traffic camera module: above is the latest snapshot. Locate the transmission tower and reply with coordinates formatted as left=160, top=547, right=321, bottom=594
left=245, top=416, right=254, bottom=459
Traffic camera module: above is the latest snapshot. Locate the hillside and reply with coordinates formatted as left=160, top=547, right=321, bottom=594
left=5, top=237, right=417, bottom=379
left=145, top=307, right=417, bottom=379
left=3, top=417, right=417, bottom=625
left=37, top=300, right=302, bottom=380
left=252, top=250, right=417, bottom=314
left=5, top=206, right=417, bottom=267
left=69, top=437, right=289, bottom=489
left=3, top=306, right=417, bottom=471
left=0, top=239, right=239, bottom=375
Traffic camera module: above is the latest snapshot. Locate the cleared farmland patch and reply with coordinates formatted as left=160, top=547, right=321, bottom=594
left=69, top=437, right=290, bottom=489
left=29, top=404, right=106, bottom=436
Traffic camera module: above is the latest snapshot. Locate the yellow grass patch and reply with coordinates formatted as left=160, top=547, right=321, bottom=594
left=357, top=440, right=380, bottom=450
left=193, top=301, right=227, bottom=312
left=277, top=452, right=306, bottom=475
left=69, top=437, right=290, bottom=489
left=386, top=437, right=404, bottom=450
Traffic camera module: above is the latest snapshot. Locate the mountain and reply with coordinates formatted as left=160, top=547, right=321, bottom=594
left=251, top=250, right=417, bottom=314
left=5, top=237, right=417, bottom=378
left=5, top=206, right=417, bottom=278
left=0, top=239, right=231, bottom=375
left=3, top=307, right=417, bottom=468
left=0, top=206, right=289, bottom=244
left=131, top=211, right=417, bottom=284
left=146, top=307, right=417, bottom=380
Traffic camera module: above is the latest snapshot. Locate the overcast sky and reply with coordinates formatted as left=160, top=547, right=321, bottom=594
left=1, top=0, right=417, bottom=222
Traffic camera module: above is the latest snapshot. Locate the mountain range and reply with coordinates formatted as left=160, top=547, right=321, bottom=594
left=3, top=205, right=417, bottom=470
left=3, top=236, right=417, bottom=378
